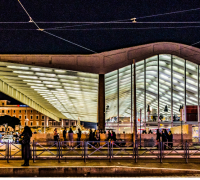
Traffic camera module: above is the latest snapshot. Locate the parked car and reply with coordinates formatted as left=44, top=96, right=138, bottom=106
left=2, top=135, right=14, bottom=143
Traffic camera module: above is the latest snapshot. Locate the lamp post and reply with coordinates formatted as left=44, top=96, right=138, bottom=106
left=140, top=109, right=141, bottom=149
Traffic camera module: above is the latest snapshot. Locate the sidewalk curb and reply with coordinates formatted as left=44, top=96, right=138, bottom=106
left=1, top=166, right=200, bottom=177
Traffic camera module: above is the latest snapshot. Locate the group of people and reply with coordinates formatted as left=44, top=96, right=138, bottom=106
left=89, top=129, right=100, bottom=146
left=156, top=129, right=173, bottom=149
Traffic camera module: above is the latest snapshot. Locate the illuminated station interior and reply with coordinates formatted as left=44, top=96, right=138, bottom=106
left=0, top=42, right=200, bottom=135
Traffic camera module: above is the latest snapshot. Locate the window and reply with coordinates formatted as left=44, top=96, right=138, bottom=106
left=30, top=115, right=33, bottom=120
left=19, top=116, right=21, bottom=119
left=54, top=122, right=56, bottom=125
left=42, top=122, right=44, bottom=126
left=8, top=110, right=10, bottom=113
left=71, top=122, right=74, bottom=126
left=25, top=116, right=26, bottom=120
left=66, top=122, right=69, bottom=126
left=13, top=110, right=15, bottom=113
left=19, top=110, right=21, bottom=113
left=36, top=122, right=39, bottom=126
left=2, top=110, right=4, bottom=113
left=8, top=128, right=9, bottom=131
left=2, top=128, right=4, bottom=131
left=36, top=115, right=39, bottom=120
left=42, top=116, right=44, bottom=120
left=31, top=122, right=33, bottom=126
left=31, top=110, right=32, bottom=113
left=2, top=103, right=4, bottom=106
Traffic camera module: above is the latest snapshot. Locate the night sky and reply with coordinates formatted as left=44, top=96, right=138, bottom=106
left=1, top=0, right=200, bottom=103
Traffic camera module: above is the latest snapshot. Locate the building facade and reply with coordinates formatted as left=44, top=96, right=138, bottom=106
left=0, top=100, right=77, bottom=130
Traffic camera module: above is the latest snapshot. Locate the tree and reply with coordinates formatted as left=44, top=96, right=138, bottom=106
left=0, top=115, right=21, bottom=130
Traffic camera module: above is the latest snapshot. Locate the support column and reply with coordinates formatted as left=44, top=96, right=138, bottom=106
left=98, top=74, right=105, bottom=131
left=157, top=55, right=160, bottom=129
left=46, top=116, right=49, bottom=127
left=133, top=59, right=137, bottom=143
left=198, top=66, right=200, bottom=142
left=61, top=119, right=64, bottom=128
left=171, top=55, right=173, bottom=127
left=144, top=59, right=146, bottom=130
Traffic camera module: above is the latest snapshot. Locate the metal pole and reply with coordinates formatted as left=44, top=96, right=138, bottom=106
left=84, top=141, right=86, bottom=163
left=7, top=141, right=9, bottom=163
left=181, top=120, right=183, bottom=149
left=144, top=59, right=146, bottom=130
left=185, top=141, right=188, bottom=163
left=109, top=141, right=111, bottom=162
left=135, top=140, right=137, bottom=163
left=158, top=55, right=160, bottom=129
left=198, top=65, right=200, bottom=142
left=140, top=109, right=141, bottom=149
left=117, top=70, right=119, bottom=134
left=171, top=55, right=173, bottom=127
left=131, top=64, right=133, bottom=133
left=58, top=140, right=60, bottom=163
left=183, top=59, right=186, bottom=149
left=133, top=59, right=137, bottom=144
left=160, top=142, right=162, bottom=163
left=33, top=140, right=35, bottom=163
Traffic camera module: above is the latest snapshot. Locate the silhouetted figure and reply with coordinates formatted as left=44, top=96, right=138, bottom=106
left=54, top=128, right=58, bottom=141
left=168, top=131, right=173, bottom=149
left=162, top=129, right=168, bottom=150
left=148, top=130, right=153, bottom=134
left=68, top=128, right=73, bottom=147
left=112, top=131, right=116, bottom=141
left=107, top=130, right=111, bottom=140
left=156, top=129, right=161, bottom=149
left=77, top=128, right=82, bottom=148
left=89, top=129, right=93, bottom=148
left=21, top=126, right=32, bottom=166
left=63, top=127, right=67, bottom=141
left=96, top=130, right=100, bottom=146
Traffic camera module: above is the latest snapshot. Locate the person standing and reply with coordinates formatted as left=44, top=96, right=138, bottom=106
left=89, top=129, right=93, bottom=148
left=156, top=129, right=161, bottom=149
left=21, top=126, right=32, bottom=166
left=63, top=127, right=67, bottom=141
left=96, top=130, right=100, bottom=146
left=54, top=128, right=58, bottom=141
left=68, top=127, right=73, bottom=147
left=168, top=131, right=173, bottom=149
left=162, top=129, right=167, bottom=150
left=77, top=128, right=82, bottom=148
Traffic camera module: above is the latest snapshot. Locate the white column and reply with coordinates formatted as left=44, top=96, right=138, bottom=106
left=46, top=116, right=49, bottom=127
left=61, top=119, right=64, bottom=128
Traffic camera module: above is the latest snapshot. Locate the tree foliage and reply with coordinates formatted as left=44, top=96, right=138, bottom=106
left=0, top=115, right=20, bottom=129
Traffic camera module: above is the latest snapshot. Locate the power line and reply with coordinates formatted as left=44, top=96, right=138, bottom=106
left=1, top=21, right=200, bottom=24
left=43, top=30, right=97, bottom=53
left=2, top=26, right=200, bottom=31
left=45, top=7, right=200, bottom=29
left=137, top=7, right=200, bottom=20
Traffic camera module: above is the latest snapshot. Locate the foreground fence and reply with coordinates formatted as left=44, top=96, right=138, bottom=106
left=1, top=140, right=200, bottom=163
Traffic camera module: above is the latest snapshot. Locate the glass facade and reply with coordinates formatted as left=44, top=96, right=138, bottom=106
left=105, top=54, right=200, bottom=133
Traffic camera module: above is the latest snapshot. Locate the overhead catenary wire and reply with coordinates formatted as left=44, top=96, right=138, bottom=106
left=45, top=7, right=200, bottom=29
left=42, top=30, right=97, bottom=53
left=2, top=26, right=200, bottom=31
left=1, top=21, right=200, bottom=24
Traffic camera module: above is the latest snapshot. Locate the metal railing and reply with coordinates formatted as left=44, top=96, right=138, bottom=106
left=0, top=140, right=196, bottom=163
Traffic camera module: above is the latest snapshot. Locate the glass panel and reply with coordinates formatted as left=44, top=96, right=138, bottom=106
left=136, top=60, right=145, bottom=134
left=119, top=65, right=132, bottom=133
left=105, top=70, right=118, bottom=130
left=186, top=60, right=198, bottom=105
left=173, top=55, right=185, bottom=122
left=146, top=55, right=158, bottom=123
left=159, top=54, right=172, bottom=123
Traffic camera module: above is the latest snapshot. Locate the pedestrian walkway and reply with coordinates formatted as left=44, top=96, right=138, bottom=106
left=1, top=159, right=200, bottom=177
